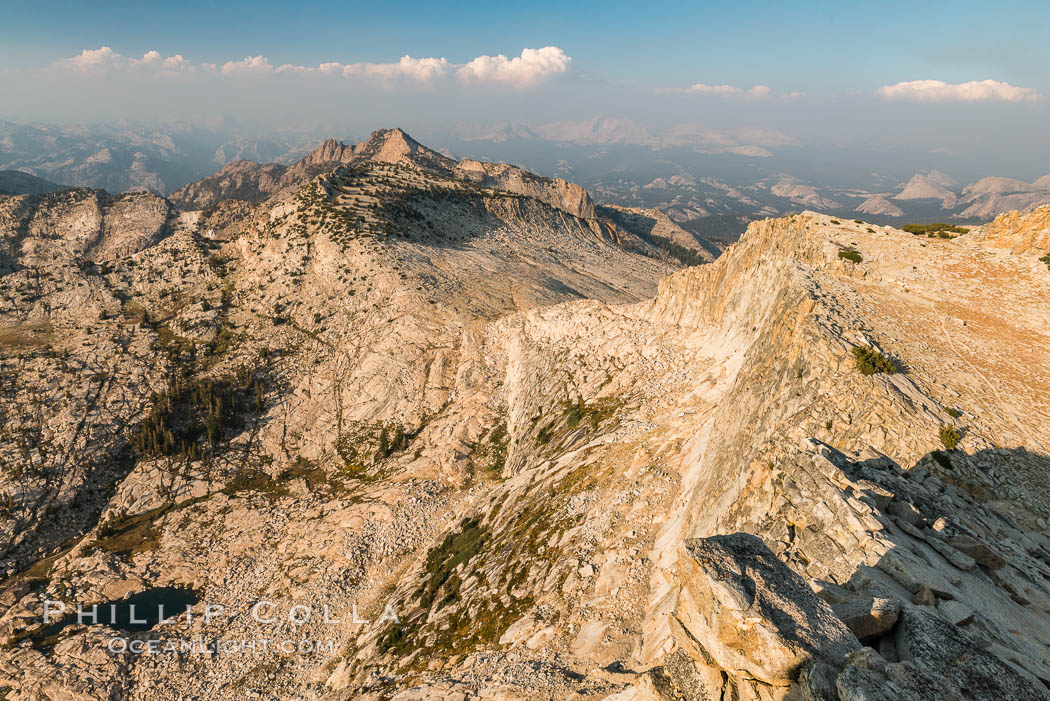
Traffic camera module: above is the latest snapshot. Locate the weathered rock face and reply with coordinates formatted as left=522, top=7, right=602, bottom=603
left=892, top=604, right=1049, bottom=699
left=1, top=138, right=1050, bottom=701
left=893, top=174, right=957, bottom=208
left=830, top=597, right=900, bottom=641
left=956, top=179, right=1050, bottom=220
left=599, top=204, right=721, bottom=263
left=351, top=128, right=455, bottom=172
left=649, top=532, right=1049, bottom=701
left=673, top=533, right=859, bottom=692
left=456, top=159, right=597, bottom=219
left=0, top=188, right=170, bottom=268
left=168, top=159, right=292, bottom=209
left=855, top=194, right=903, bottom=218
left=301, top=138, right=356, bottom=166
left=964, top=204, right=1050, bottom=255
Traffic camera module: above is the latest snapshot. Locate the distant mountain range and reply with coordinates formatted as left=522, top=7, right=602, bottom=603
left=444, top=119, right=1050, bottom=236
left=0, top=120, right=317, bottom=194
left=3, top=117, right=1050, bottom=238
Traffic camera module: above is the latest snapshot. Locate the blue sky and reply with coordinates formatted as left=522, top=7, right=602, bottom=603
left=1, top=0, right=1048, bottom=177
left=3, top=0, right=1047, bottom=91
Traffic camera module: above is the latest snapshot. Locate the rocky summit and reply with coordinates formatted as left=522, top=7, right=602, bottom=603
left=0, top=130, right=1048, bottom=701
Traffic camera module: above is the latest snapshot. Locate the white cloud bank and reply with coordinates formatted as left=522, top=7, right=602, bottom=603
left=878, top=79, right=1040, bottom=103
left=55, top=46, right=570, bottom=88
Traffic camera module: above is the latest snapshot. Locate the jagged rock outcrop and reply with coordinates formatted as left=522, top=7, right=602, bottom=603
left=300, top=138, right=356, bottom=166
left=635, top=532, right=1048, bottom=701
left=455, top=159, right=597, bottom=219
left=351, top=128, right=455, bottom=172
left=962, top=204, right=1050, bottom=255
left=167, top=159, right=291, bottom=209
left=672, top=533, right=859, bottom=695
left=599, top=204, right=720, bottom=263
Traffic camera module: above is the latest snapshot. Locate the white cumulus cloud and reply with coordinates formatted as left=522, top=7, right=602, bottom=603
left=60, top=46, right=124, bottom=71
left=221, top=56, right=273, bottom=75
left=458, top=47, right=571, bottom=87
left=877, top=79, right=1040, bottom=103
left=59, top=46, right=194, bottom=74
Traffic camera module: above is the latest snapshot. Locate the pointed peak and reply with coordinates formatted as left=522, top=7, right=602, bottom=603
left=353, top=127, right=456, bottom=170
left=355, top=127, right=423, bottom=163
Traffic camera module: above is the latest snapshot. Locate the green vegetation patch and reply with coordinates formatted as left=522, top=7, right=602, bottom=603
left=534, top=397, right=622, bottom=448
left=838, top=247, right=862, bottom=263
left=1039, top=253, right=1050, bottom=270
left=939, top=425, right=961, bottom=451
left=852, top=346, right=898, bottom=375
left=92, top=497, right=205, bottom=559
left=563, top=399, right=617, bottom=430
left=902, top=222, right=970, bottom=238
left=418, top=517, right=489, bottom=611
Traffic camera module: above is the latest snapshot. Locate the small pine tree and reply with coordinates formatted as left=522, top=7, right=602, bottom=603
left=852, top=346, right=898, bottom=375
left=939, top=425, right=961, bottom=451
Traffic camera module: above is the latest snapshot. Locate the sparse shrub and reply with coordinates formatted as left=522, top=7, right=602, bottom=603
left=945, top=407, right=961, bottom=418
left=939, top=425, right=961, bottom=451
left=902, top=223, right=969, bottom=236
left=838, top=247, right=862, bottom=263
left=854, top=219, right=863, bottom=224
left=1040, top=253, right=1050, bottom=270
left=830, top=220, right=841, bottom=225
left=852, top=345, right=898, bottom=375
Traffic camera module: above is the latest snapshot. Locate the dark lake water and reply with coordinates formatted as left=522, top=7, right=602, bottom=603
left=25, top=586, right=200, bottom=646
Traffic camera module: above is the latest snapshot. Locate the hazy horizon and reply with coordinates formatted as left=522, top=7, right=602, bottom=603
left=3, top=0, right=1050, bottom=184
